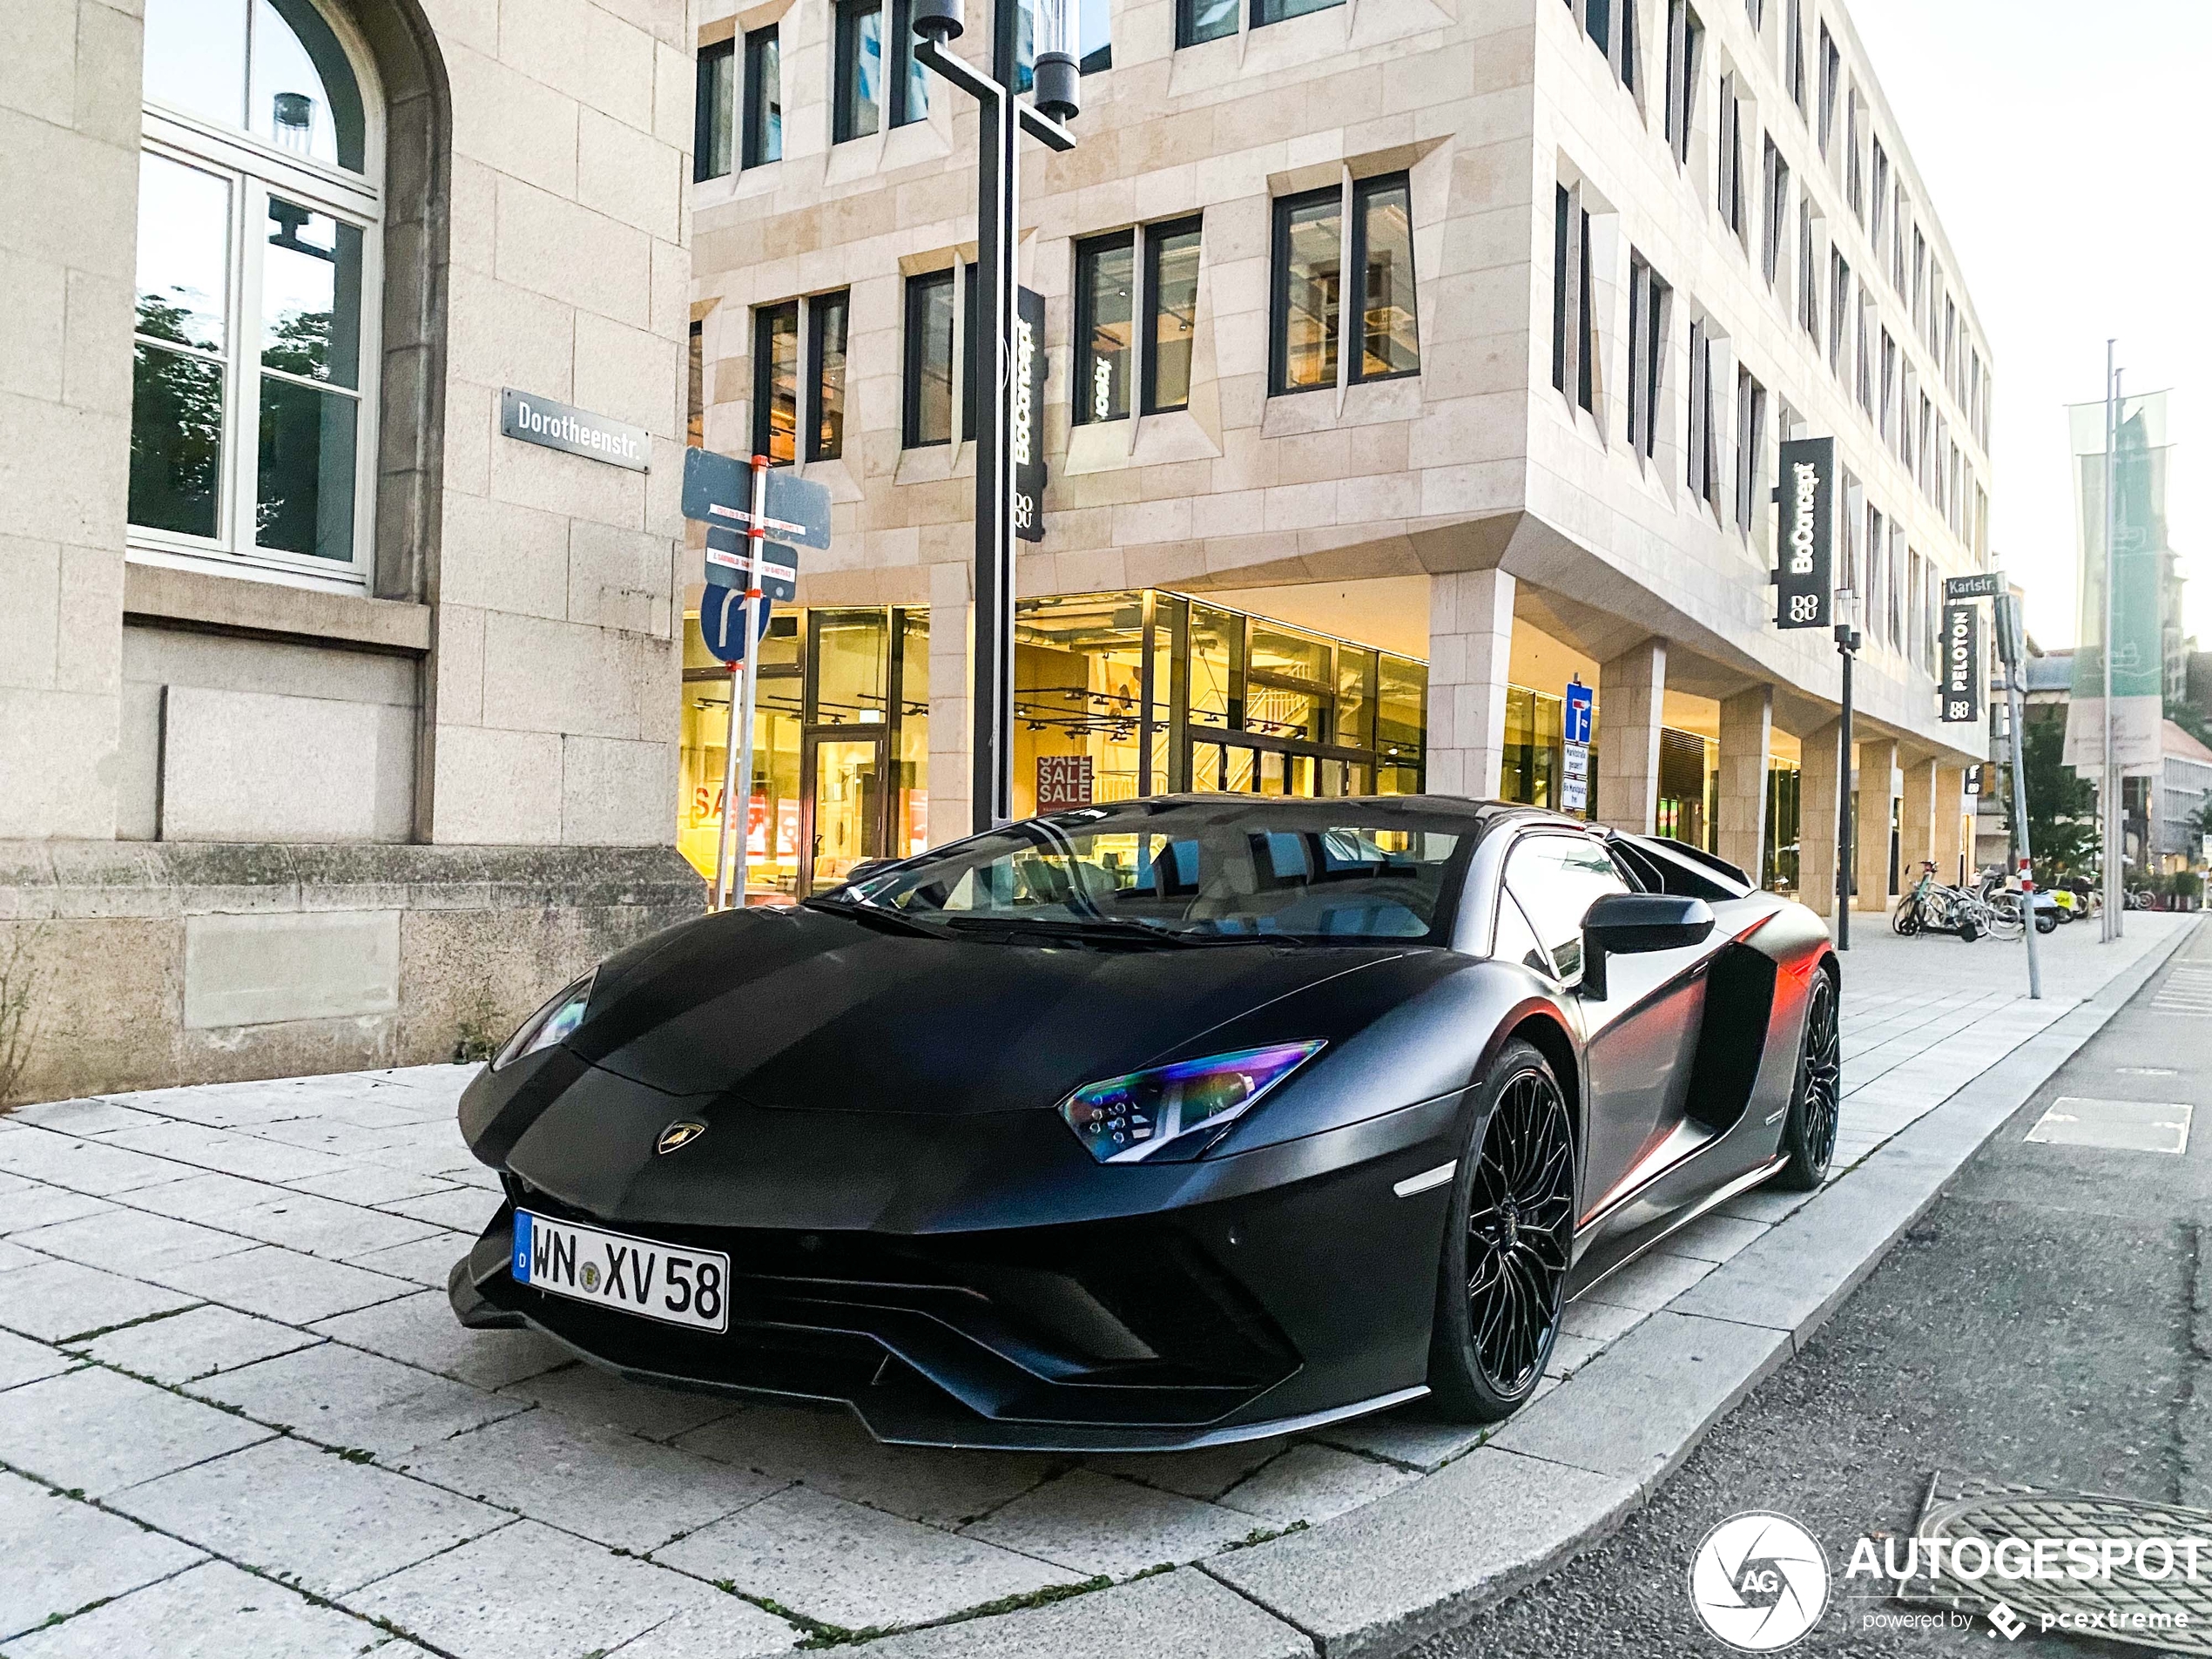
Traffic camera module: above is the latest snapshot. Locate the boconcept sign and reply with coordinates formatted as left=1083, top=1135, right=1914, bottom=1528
left=1775, top=436, right=1834, bottom=631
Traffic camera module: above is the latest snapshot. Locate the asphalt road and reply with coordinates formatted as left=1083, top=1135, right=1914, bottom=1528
left=1414, top=917, right=2211, bottom=1659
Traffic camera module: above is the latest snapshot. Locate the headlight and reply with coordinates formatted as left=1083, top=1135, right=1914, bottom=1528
left=1056, top=1041, right=1325, bottom=1163
left=491, top=970, right=597, bottom=1071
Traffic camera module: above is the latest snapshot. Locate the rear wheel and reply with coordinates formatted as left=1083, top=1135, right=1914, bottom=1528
left=1775, top=968, right=1840, bottom=1190
left=1427, top=1040, right=1574, bottom=1421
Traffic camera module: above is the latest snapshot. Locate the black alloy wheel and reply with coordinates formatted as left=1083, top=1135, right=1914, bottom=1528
left=1428, top=1040, right=1574, bottom=1421
left=1776, top=966, right=1840, bottom=1190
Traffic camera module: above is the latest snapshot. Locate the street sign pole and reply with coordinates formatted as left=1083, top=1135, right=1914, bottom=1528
left=2101, top=343, right=2120, bottom=941
left=728, top=455, right=771, bottom=909
left=1994, top=586, right=2042, bottom=1000
left=711, top=658, right=742, bottom=911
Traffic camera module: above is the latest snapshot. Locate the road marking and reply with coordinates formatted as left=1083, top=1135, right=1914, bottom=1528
left=2025, top=1096, right=2193, bottom=1156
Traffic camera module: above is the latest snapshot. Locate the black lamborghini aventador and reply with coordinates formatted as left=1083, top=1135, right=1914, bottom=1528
left=450, top=796, right=1840, bottom=1451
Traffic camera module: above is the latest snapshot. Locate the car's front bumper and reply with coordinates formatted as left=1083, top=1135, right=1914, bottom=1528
left=449, top=1096, right=1463, bottom=1452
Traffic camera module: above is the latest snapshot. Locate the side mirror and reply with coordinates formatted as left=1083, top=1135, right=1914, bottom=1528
left=1581, top=893, right=1714, bottom=1001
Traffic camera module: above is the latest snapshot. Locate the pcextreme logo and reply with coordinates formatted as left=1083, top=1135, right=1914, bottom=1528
left=1688, top=1511, right=1831, bottom=1651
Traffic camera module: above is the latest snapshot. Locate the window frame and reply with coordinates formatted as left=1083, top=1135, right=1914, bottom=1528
left=833, top=0, right=887, bottom=143
left=1072, top=228, right=1136, bottom=427
left=1550, top=180, right=1597, bottom=418
left=131, top=3, right=386, bottom=593
left=694, top=37, right=734, bottom=182
left=1267, top=172, right=1421, bottom=400
left=901, top=266, right=958, bottom=449
left=742, top=25, right=782, bottom=169
left=1662, top=0, right=1702, bottom=168
left=1734, top=365, right=1765, bottom=533
left=1627, top=252, right=1669, bottom=462
left=1141, top=215, right=1204, bottom=415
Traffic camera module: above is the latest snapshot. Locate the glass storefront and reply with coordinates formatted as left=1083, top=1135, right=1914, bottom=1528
left=1764, top=761, right=1802, bottom=895
left=1656, top=728, right=1717, bottom=851
left=678, top=588, right=1428, bottom=895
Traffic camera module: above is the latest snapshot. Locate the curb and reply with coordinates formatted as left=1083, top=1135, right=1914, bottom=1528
left=881, top=921, right=2196, bottom=1659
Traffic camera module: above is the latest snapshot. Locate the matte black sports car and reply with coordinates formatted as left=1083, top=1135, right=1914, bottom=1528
left=451, top=796, right=1839, bottom=1451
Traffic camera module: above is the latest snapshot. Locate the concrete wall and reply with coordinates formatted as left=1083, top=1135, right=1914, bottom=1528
left=0, top=843, right=701, bottom=1103
left=0, top=0, right=139, bottom=842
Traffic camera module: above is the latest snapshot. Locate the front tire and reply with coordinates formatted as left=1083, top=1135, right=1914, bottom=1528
left=1427, top=1040, right=1574, bottom=1422
left=1775, top=967, right=1840, bottom=1190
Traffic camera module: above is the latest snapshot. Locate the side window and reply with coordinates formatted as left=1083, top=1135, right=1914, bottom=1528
left=1491, top=890, right=1553, bottom=978
left=1504, top=834, right=1629, bottom=981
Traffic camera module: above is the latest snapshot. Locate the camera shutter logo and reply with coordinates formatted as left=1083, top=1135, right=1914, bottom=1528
left=1688, top=1511, right=1831, bottom=1651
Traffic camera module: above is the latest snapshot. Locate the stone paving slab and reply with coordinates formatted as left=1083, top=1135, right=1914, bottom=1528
left=0, top=1366, right=271, bottom=1497
left=1, top=1559, right=415, bottom=1659
left=0, top=1469, right=206, bottom=1644
left=0, top=917, right=2188, bottom=1657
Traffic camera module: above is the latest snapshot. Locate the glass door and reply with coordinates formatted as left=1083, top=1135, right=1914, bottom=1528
left=805, top=735, right=885, bottom=892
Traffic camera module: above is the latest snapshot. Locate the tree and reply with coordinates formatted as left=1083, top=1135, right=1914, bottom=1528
left=2007, top=708, right=2100, bottom=885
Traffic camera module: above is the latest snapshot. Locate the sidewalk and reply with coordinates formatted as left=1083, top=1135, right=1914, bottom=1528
left=0, top=915, right=2191, bottom=1657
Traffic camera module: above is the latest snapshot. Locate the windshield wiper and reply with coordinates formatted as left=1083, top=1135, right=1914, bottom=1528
left=802, top=894, right=956, bottom=941
left=940, top=914, right=1203, bottom=948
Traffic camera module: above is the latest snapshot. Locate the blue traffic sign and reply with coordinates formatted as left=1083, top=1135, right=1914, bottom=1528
left=698, top=586, right=773, bottom=664
left=1564, top=681, right=1593, bottom=745
left=679, top=448, right=832, bottom=551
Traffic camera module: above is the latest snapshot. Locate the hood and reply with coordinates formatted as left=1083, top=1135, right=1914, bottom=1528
left=564, top=904, right=1424, bottom=1116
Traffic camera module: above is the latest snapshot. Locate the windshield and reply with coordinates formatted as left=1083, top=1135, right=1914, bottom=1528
left=837, top=801, right=1474, bottom=943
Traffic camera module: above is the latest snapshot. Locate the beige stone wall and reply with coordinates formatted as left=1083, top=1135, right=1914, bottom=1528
left=425, top=0, right=698, bottom=850
left=0, top=0, right=140, bottom=841
left=691, top=0, right=1995, bottom=818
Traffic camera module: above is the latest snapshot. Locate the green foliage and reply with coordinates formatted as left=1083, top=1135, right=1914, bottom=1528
left=453, top=988, right=504, bottom=1066
left=2009, top=710, right=2100, bottom=885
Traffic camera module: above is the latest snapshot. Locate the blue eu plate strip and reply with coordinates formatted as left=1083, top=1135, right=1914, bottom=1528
left=513, top=1211, right=533, bottom=1284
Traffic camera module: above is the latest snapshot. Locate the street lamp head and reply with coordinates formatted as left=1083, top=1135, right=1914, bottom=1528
left=910, top=0, right=961, bottom=44
left=1032, top=50, right=1080, bottom=121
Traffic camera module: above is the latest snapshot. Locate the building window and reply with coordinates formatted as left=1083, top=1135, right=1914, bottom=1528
left=1890, top=188, right=1908, bottom=293
left=1784, top=0, right=1805, bottom=117
left=1735, top=366, right=1764, bottom=531
left=1144, top=219, right=1203, bottom=413
left=1817, top=25, right=1839, bottom=158
left=808, top=292, right=850, bottom=461
left=1760, top=137, right=1787, bottom=287
left=752, top=301, right=799, bottom=463
left=1352, top=175, right=1420, bottom=381
left=1716, top=75, right=1745, bottom=245
left=1662, top=0, right=1701, bottom=167
left=1828, top=250, right=1849, bottom=375
left=1269, top=176, right=1418, bottom=397
left=1076, top=219, right=1205, bottom=424
left=834, top=0, right=923, bottom=139
left=1878, top=327, right=1897, bottom=445
left=1255, top=0, right=1344, bottom=27
left=1854, top=299, right=1872, bottom=415
left=1869, top=138, right=1890, bottom=261
left=1178, top=0, right=1238, bottom=45
left=131, top=0, right=381, bottom=583
left=1797, top=195, right=1819, bottom=343
left=903, top=269, right=956, bottom=447
left=1552, top=181, right=1596, bottom=415
left=1573, top=0, right=1637, bottom=91
left=1845, top=91, right=1864, bottom=220
left=1687, top=319, right=1719, bottom=511
left=1628, top=253, right=1669, bottom=461
left=695, top=38, right=734, bottom=181
left=744, top=26, right=782, bottom=167
left=1075, top=232, right=1136, bottom=424
left=687, top=320, right=705, bottom=448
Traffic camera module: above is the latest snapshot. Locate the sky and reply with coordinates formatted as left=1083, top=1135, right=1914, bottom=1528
left=1846, top=0, right=2212, bottom=650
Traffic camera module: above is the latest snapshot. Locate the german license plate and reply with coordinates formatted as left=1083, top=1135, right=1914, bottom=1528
left=511, top=1211, right=730, bottom=1333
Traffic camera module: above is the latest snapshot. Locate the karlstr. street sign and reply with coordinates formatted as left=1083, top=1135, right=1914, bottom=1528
left=1944, top=572, right=2003, bottom=601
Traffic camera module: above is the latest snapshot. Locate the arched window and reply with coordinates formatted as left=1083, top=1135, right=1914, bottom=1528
left=131, top=0, right=382, bottom=588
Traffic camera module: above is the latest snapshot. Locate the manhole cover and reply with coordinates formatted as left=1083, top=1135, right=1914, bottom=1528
left=1895, top=1471, right=2212, bottom=1652
left=2025, top=1097, right=2193, bottom=1156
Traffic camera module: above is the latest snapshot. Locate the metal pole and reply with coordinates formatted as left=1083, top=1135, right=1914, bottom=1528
left=2006, top=651, right=2043, bottom=999
left=730, top=455, right=770, bottom=908
left=968, top=0, right=1020, bottom=835
left=1836, top=634, right=1853, bottom=950
left=711, top=660, right=740, bottom=911
left=2101, top=346, right=2120, bottom=940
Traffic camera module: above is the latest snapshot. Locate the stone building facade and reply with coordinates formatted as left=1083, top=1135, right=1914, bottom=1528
left=1, top=0, right=704, bottom=1101
left=686, top=0, right=1993, bottom=916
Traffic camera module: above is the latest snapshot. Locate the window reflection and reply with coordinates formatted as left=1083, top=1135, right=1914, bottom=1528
left=834, top=0, right=883, bottom=140
left=1356, top=176, right=1419, bottom=379
left=754, top=301, right=799, bottom=464
left=1275, top=191, right=1340, bottom=393
left=137, top=154, right=232, bottom=354
left=1147, top=222, right=1201, bottom=413
left=1075, top=234, right=1134, bottom=424
left=262, top=198, right=362, bottom=386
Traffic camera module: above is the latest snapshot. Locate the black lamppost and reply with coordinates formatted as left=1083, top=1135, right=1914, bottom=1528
left=1832, top=587, right=1862, bottom=949
left=909, top=0, right=1078, bottom=833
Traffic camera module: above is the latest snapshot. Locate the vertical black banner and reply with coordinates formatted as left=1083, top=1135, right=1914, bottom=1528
left=1941, top=600, right=1981, bottom=723
left=1014, top=287, right=1048, bottom=543
left=1775, top=435, right=1835, bottom=630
